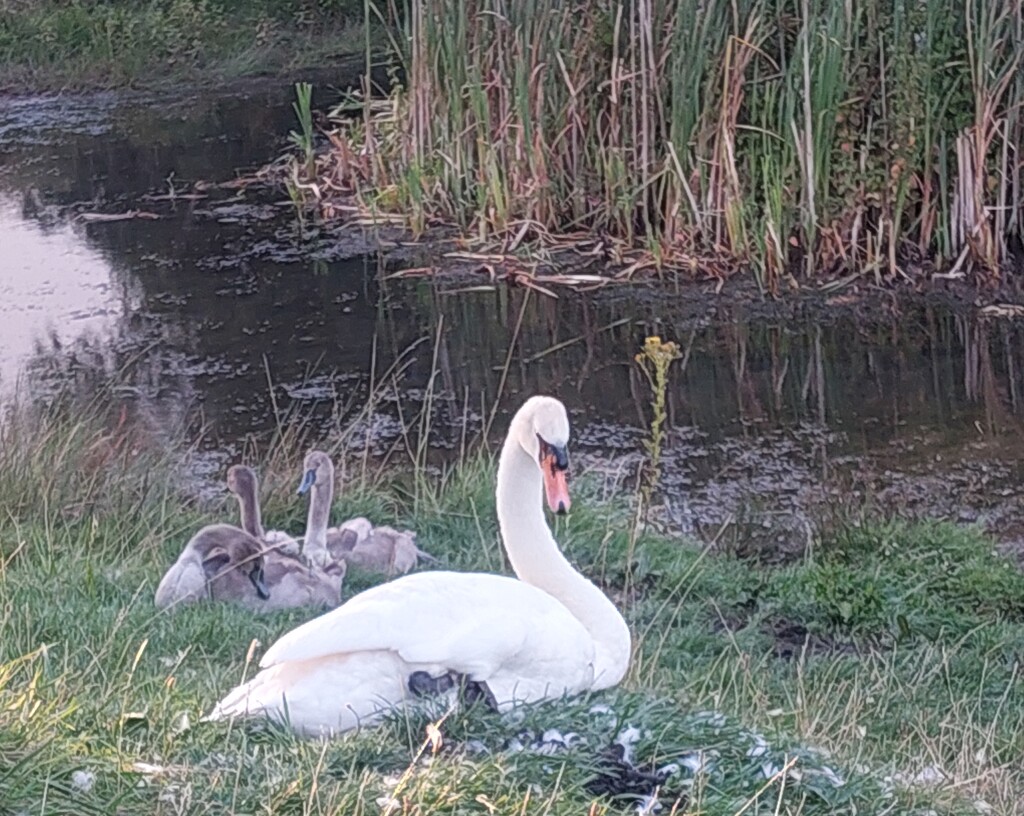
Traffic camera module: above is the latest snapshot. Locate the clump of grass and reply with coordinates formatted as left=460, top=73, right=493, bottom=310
left=767, top=519, right=1024, bottom=639
left=1, top=392, right=1023, bottom=813
left=315, top=0, right=1024, bottom=285
left=0, top=389, right=190, bottom=539
left=0, top=0, right=367, bottom=90
left=290, top=81, right=317, bottom=179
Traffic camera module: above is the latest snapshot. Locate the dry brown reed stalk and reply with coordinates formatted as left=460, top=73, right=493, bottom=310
left=295, top=0, right=1024, bottom=287
left=955, top=0, right=1023, bottom=278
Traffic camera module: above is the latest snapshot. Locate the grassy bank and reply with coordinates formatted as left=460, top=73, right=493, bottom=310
left=306, top=0, right=1024, bottom=289
left=0, top=0, right=366, bottom=90
left=1, top=395, right=1023, bottom=814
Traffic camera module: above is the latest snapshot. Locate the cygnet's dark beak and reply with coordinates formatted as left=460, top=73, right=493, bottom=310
left=297, top=468, right=317, bottom=495
left=249, top=563, right=270, bottom=600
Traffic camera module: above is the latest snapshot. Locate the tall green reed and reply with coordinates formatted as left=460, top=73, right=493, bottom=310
left=326, top=0, right=1023, bottom=283
left=290, top=81, right=316, bottom=179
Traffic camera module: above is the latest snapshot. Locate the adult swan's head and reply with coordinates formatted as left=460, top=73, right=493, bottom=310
left=509, top=395, right=573, bottom=515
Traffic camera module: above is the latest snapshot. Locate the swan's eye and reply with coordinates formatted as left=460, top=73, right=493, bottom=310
left=537, top=436, right=569, bottom=471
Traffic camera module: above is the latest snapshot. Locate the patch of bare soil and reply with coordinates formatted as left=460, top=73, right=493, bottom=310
left=762, top=617, right=855, bottom=660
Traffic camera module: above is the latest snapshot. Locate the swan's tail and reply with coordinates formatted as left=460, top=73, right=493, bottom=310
left=202, top=652, right=412, bottom=736
left=202, top=673, right=275, bottom=722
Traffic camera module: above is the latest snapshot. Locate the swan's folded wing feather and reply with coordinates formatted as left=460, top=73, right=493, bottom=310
left=259, top=571, right=589, bottom=679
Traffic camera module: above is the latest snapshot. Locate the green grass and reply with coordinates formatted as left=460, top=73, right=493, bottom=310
left=1, top=397, right=1023, bottom=814
left=0, top=0, right=367, bottom=90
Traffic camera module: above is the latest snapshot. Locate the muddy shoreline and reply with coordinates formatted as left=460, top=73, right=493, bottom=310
left=174, top=149, right=1024, bottom=325
left=27, top=184, right=1024, bottom=324
left=195, top=194, right=1024, bottom=325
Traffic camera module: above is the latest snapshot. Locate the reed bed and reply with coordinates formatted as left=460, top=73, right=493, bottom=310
left=310, top=0, right=1024, bottom=288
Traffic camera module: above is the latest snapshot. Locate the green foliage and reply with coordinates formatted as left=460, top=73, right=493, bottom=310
left=0, top=0, right=365, bottom=87
left=327, top=0, right=1024, bottom=283
left=290, top=81, right=316, bottom=178
left=767, top=520, right=1024, bottom=640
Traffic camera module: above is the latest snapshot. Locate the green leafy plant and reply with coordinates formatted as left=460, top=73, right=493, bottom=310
left=634, top=335, right=681, bottom=504
left=290, top=81, right=316, bottom=180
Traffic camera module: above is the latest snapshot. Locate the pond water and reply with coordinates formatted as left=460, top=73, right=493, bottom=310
left=3, top=79, right=1024, bottom=555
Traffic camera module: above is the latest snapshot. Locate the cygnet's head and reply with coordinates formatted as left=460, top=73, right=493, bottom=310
left=513, top=396, right=571, bottom=515
left=194, top=533, right=271, bottom=601
left=226, top=464, right=259, bottom=499
left=297, top=450, right=335, bottom=496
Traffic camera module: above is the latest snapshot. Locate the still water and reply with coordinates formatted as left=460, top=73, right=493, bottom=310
left=2, top=80, right=1024, bottom=550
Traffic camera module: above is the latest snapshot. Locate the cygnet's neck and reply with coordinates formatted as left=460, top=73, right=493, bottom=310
left=305, top=469, right=334, bottom=555
left=236, top=482, right=265, bottom=539
left=495, top=432, right=631, bottom=688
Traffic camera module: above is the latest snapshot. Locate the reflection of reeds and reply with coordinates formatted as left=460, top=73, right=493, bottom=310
left=397, top=287, right=1024, bottom=446
left=319, top=0, right=1023, bottom=283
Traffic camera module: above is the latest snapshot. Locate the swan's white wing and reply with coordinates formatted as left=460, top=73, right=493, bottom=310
left=260, top=571, right=593, bottom=681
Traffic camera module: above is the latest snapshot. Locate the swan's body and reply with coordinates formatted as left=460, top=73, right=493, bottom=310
left=329, top=517, right=433, bottom=576
left=154, top=524, right=271, bottom=611
left=205, top=397, right=631, bottom=736
left=207, top=572, right=594, bottom=734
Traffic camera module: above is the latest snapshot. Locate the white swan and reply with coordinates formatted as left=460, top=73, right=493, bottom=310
left=204, top=396, right=631, bottom=736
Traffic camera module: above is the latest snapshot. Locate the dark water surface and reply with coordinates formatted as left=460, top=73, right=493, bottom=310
left=3, top=81, right=1024, bottom=552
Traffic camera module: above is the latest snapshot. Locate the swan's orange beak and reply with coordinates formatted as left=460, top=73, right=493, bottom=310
left=540, top=443, right=571, bottom=515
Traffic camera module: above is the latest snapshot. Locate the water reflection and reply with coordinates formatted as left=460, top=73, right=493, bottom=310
left=0, top=194, right=123, bottom=392
left=0, top=76, right=354, bottom=407
left=3, top=82, right=1024, bottom=550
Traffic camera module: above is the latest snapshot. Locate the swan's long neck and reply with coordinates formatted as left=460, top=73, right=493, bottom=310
left=496, top=430, right=631, bottom=688
left=236, top=483, right=265, bottom=539
left=304, top=468, right=334, bottom=556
